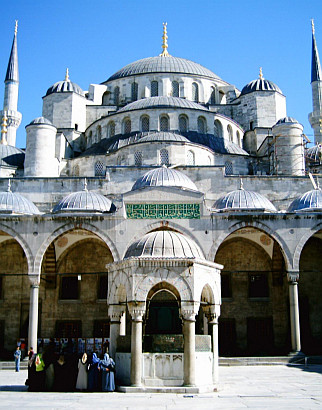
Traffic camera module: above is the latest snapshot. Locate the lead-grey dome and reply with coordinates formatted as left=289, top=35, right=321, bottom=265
left=53, top=190, right=113, bottom=213
left=0, top=144, right=24, bottom=168
left=106, top=56, right=222, bottom=82
left=124, top=230, right=204, bottom=259
left=241, top=78, right=282, bottom=96
left=138, top=132, right=189, bottom=143
left=27, top=117, right=53, bottom=126
left=46, top=80, right=84, bottom=97
left=0, top=190, right=40, bottom=215
left=306, top=143, right=322, bottom=162
left=288, top=189, right=322, bottom=212
left=117, top=96, right=208, bottom=113
left=132, top=166, right=198, bottom=191
left=213, top=188, right=277, bottom=212
left=275, top=117, right=299, bottom=125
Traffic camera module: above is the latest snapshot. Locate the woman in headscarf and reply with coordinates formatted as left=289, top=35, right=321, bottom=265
left=76, top=352, right=88, bottom=391
left=87, top=352, right=100, bottom=391
left=99, top=350, right=116, bottom=392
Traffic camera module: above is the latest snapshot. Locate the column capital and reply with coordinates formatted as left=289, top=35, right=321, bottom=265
left=181, top=301, right=200, bottom=321
left=28, top=274, right=40, bottom=287
left=128, top=301, right=146, bottom=321
left=204, top=304, right=221, bottom=324
left=108, top=304, right=125, bottom=322
left=287, top=271, right=299, bottom=283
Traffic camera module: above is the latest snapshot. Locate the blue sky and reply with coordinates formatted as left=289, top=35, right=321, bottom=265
left=0, top=0, right=321, bottom=148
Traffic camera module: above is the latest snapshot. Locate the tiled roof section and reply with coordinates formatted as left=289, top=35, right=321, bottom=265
left=106, top=56, right=222, bottom=82
left=288, top=189, right=322, bottom=212
left=52, top=190, right=113, bottom=213
left=117, top=96, right=208, bottom=113
left=213, top=189, right=277, bottom=212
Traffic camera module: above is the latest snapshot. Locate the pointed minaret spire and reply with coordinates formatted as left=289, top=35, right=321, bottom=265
left=311, top=19, right=322, bottom=82
left=5, top=20, right=19, bottom=83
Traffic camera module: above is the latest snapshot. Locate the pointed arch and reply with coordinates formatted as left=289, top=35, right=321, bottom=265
left=293, top=222, right=322, bottom=271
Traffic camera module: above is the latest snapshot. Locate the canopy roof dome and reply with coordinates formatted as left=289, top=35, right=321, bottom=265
left=241, top=70, right=282, bottom=96
left=53, top=187, right=113, bottom=213
left=0, top=185, right=40, bottom=215
left=118, top=96, right=208, bottom=113
left=138, top=132, right=189, bottom=143
left=106, top=56, right=222, bottom=82
left=124, top=230, right=204, bottom=259
left=46, top=69, right=84, bottom=97
left=213, top=187, right=277, bottom=212
left=288, top=189, right=322, bottom=212
left=132, top=166, right=197, bottom=191
left=27, top=117, right=53, bottom=127
left=0, top=144, right=24, bottom=168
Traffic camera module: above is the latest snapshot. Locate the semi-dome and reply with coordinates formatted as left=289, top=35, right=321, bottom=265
left=27, top=117, right=53, bottom=126
left=288, top=189, right=322, bottom=212
left=0, top=144, right=24, bottom=168
left=275, top=117, right=299, bottom=125
left=106, top=56, right=222, bottom=82
left=0, top=188, right=40, bottom=215
left=117, top=96, right=208, bottom=113
left=124, top=230, right=204, bottom=259
left=138, top=132, right=189, bottom=143
left=53, top=189, right=113, bottom=213
left=241, top=77, right=282, bottom=96
left=132, top=166, right=198, bottom=191
left=213, top=187, right=277, bottom=212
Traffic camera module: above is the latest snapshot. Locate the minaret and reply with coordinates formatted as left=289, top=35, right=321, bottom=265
left=0, top=21, right=22, bottom=147
left=309, top=19, right=322, bottom=144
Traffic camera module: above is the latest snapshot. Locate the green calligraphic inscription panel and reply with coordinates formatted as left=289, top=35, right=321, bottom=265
left=126, top=203, right=200, bottom=219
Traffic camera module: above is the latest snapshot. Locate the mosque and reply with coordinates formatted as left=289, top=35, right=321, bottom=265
left=0, top=20, right=321, bottom=391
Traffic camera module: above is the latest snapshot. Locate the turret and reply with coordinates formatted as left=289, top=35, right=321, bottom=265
left=0, top=21, right=22, bottom=147
left=309, top=19, right=322, bottom=144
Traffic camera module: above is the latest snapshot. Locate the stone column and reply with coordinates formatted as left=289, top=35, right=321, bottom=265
left=120, top=311, right=126, bottom=336
left=28, top=275, right=40, bottom=353
left=288, top=272, right=301, bottom=353
left=128, top=302, right=146, bottom=386
left=181, top=303, right=199, bottom=387
left=205, top=304, right=221, bottom=384
left=108, top=305, right=125, bottom=358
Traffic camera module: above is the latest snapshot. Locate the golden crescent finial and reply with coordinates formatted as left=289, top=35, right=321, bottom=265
left=159, top=22, right=170, bottom=57
left=259, top=67, right=263, bottom=80
left=312, top=19, right=315, bottom=35
left=15, top=20, right=18, bottom=35
left=65, top=68, right=70, bottom=82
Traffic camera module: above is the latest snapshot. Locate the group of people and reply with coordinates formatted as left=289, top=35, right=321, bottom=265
left=24, top=340, right=115, bottom=392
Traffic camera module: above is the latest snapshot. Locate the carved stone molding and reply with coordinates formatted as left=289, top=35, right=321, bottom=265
left=287, top=271, right=300, bottom=283
left=181, top=301, right=200, bottom=321
left=128, top=301, right=146, bottom=321
left=108, top=305, right=126, bottom=322
left=28, top=274, right=40, bottom=287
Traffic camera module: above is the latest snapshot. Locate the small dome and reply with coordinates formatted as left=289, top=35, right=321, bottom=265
left=106, top=56, right=222, bottom=82
left=0, top=189, right=40, bottom=215
left=124, top=230, right=204, bottom=259
left=213, top=188, right=277, bottom=212
left=241, top=78, right=282, bottom=96
left=46, top=78, right=84, bottom=97
left=132, top=167, right=198, bottom=191
left=118, top=96, right=208, bottom=113
left=288, top=189, right=322, bottom=212
left=53, top=190, right=113, bottom=213
left=27, top=117, right=53, bottom=126
left=138, top=132, right=189, bottom=143
left=0, top=144, right=24, bottom=168
left=275, top=117, right=299, bottom=125
left=306, top=144, right=322, bottom=162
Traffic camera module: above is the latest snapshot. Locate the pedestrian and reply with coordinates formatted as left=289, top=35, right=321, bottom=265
left=14, top=346, right=21, bottom=372
left=20, top=340, right=26, bottom=360
left=87, top=352, right=100, bottom=391
left=99, top=350, right=116, bottom=392
left=76, top=352, right=88, bottom=391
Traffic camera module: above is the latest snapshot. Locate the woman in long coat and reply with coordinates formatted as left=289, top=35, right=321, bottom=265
left=99, top=352, right=115, bottom=392
left=76, top=353, right=88, bottom=391
left=87, top=352, right=100, bottom=391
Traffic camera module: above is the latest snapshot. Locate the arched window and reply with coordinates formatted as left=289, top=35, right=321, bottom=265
left=97, top=125, right=102, bottom=142
left=95, top=161, right=105, bottom=176
left=236, top=131, right=241, bottom=147
left=187, top=150, right=195, bottom=165
left=210, top=87, right=216, bottom=105
left=227, top=125, right=233, bottom=142
left=107, top=122, right=115, bottom=138
left=131, top=82, right=138, bottom=101
left=214, top=120, right=223, bottom=138
left=179, top=115, right=188, bottom=133
left=141, top=116, right=150, bottom=132
left=225, top=161, right=233, bottom=175
left=160, top=115, right=169, bottom=132
left=123, top=118, right=131, bottom=134
left=102, top=91, right=109, bottom=106
left=198, top=116, right=206, bottom=134
left=172, top=81, right=179, bottom=97
left=134, top=151, right=143, bottom=166
left=114, top=87, right=120, bottom=105
left=192, top=82, right=199, bottom=102
left=151, top=81, right=158, bottom=97
left=160, top=149, right=169, bottom=165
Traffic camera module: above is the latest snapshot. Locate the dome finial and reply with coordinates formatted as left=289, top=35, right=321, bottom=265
left=14, top=20, right=18, bottom=35
left=259, top=67, right=263, bottom=80
left=239, top=177, right=244, bottom=190
left=7, top=179, right=11, bottom=192
left=1, top=113, right=8, bottom=145
left=83, top=178, right=88, bottom=191
left=159, top=22, right=170, bottom=57
left=312, top=19, right=315, bottom=35
left=65, top=68, right=70, bottom=82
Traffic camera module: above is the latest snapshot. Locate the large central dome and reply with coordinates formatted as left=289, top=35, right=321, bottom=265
left=105, top=56, right=222, bottom=82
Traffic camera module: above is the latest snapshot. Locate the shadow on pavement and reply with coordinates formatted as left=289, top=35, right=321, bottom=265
left=0, top=385, right=28, bottom=392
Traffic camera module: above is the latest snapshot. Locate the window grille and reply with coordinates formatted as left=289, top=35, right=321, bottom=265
left=214, top=120, right=223, bottom=138
left=135, top=151, right=143, bottom=166
left=160, top=116, right=169, bottom=131
left=151, top=81, right=158, bottom=97
left=108, top=122, right=115, bottom=138
left=160, top=149, right=169, bottom=165
left=124, top=118, right=131, bottom=134
left=192, top=82, right=199, bottom=102
left=131, top=82, right=138, bottom=101
left=95, top=161, right=105, bottom=177
left=141, top=116, right=150, bottom=132
left=114, top=87, right=120, bottom=105
left=187, top=150, right=195, bottom=165
left=172, top=81, right=179, bottom=97
left=179, top=115, right=188, bottom=133
left=225, top=161, right=233, bottom=175
left=198, top=117, right=206, bottom=134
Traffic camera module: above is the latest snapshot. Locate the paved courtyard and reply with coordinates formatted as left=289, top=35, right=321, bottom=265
left=0, top=365, right=321, bottom=409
